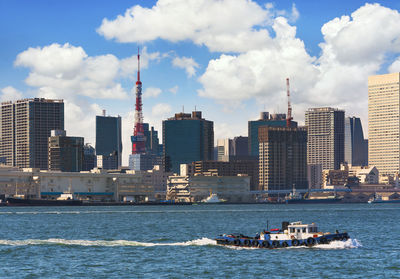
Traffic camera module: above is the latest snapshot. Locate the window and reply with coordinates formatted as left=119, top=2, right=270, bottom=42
left=303, top=228, right=306, bottom=233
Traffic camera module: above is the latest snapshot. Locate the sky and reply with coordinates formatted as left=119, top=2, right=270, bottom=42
left=2, top=0, right=400, bottom=165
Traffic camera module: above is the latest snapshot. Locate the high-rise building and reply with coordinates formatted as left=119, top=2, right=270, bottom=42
left=216, top=139, right=233, bottom=161
left=305, top=107, right=345, bottom=170
left=232, top=136, right=248, bottom=157
left=83, top=143, right=96, bottom=171
left=344, top=117, right=368, bottom=166
left=48, top=130, right=84, bottom=172
left=248, top=112, right=297, bottom=157
left=368, top=73, right=400, bottom=176
left=0, top=98, right=64, bottom=169
left=95, top=114, right=122, bottom=168
left=259, top=126, right=308, bottom=191
left=163, top=111, right=213, bottom=173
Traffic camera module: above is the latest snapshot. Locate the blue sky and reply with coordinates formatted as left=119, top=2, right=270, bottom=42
left=2, top=0, right=400, bottom=164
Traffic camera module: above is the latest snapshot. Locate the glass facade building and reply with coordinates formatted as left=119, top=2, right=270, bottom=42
left=163, top=111, right=213, bottom=174
left=344, top=117, right=368, bottom=166
left=95, top=115, right=122, bottom=168
left=48, top=131, right=84, bottom=172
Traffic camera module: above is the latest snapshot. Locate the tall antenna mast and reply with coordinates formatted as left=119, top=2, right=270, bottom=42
left=131, top=47, right=146, bottom=154
left=286, top=78, right=293, bottom=128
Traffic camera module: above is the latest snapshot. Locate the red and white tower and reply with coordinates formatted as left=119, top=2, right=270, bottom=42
left=131, top=48, right=146, bottom=154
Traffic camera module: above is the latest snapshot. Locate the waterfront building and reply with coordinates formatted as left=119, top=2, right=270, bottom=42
left=48, top=130, right=84, bottom=172
left=258, top=126, right=308, bottom=191
left=368, top=73, right=400, bottom=176
left=167, top=173, right=251, bottom=203
left=95, top=113, right=122, bottom=168
left=83, top=143, right=96, bottom=171
left=248, top=112, right=297, bottom=158
left=163, top=111, right=213, bottom=173
left=305, top=107, right=345, bottom=170
left=0, top=98, right=64, bottom=169
left=191, top=159, right=259, bottom=190
left=344, top=117, right=368, bottom=166
left=0, top=166, right=154, bottom=202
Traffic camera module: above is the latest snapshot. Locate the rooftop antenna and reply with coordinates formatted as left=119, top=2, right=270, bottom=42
left=182, top=105, right=184, bottom=113
left=286, top=78, right=293, bottom=127
left=194, top=105, right=197, bottom=112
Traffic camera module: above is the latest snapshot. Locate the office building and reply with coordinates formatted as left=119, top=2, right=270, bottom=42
left=48, top=130, right=84, bottom=172
left=232, top=136, right=248, bottom=157
left=305, top=107, right=345, bottom=170
left=163, top=111, right=213, bottom=173
left=192, top=159, right=259, bottom=190
left=95, top=114, right=122, bottom=168
left=344, top=117, right=368, bottom=166
left=0, top=98, right=64, bottom=169
left=97, top=152, right=118, bottom=170
left=259, top=126, right=308, bottom=191
left=216, top=139, right=233, bottom=161
left=248, top=112, right=297, bottom=158
left=368, top=73, right=400, bottom=176
left=83, top=143, right=96, bottom=171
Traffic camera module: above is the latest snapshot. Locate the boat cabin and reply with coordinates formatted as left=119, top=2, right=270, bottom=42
left=287, top=221, right=318, bottom=237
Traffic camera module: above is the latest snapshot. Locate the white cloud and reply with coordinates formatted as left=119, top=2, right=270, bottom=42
left=197, top=3, right=400, bottom=135
left=97, top=0, right=276, bottom=52
left=0, top=86, right=23, bottom=102
left=388, top=57, right=400, bottom=73
left=152, top=103, right=172, bottom=118
left=172, top=56, right=199, bottom=77
left=143, top=87, right=162, bottom=98
left=14, top=43, right=163, bottom=101
left=168, top=85, right=178, bottom=94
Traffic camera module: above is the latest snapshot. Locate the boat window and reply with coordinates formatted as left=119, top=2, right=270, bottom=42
left=297, top=229, right=300, bottom=233
left=303, top=228, right=306, bottom=233
left=290, top=228, right=295, bottom=233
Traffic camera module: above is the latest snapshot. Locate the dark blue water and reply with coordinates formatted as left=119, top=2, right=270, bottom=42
left=0, top=204, right=399, bottom=278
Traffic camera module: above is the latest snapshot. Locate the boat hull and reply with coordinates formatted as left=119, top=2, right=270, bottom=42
left=6, top=197, right=83, bottom=206
left=286, top=198, right=343, bottom=204
left=215, top=232, right=349, bottom=248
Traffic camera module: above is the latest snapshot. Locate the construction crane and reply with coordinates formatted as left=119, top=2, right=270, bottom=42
left=286, top=78, right=293, bottom=128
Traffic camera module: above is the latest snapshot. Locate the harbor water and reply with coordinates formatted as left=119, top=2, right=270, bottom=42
left=0, top=203, right=399, bottom=278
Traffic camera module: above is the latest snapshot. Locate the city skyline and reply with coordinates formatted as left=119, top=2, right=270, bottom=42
left=2, top=1, right=400, bottom=165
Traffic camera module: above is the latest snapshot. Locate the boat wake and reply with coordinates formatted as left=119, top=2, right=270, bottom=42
left=0, top=237, right=217, bottom=247
left=0, top=238, right=361, bottom=249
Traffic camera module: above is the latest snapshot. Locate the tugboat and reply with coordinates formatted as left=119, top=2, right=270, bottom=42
left=215, top=221, right=349, bottom=248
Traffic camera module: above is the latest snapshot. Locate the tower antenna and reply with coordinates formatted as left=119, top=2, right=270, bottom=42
left=131, top=47, right=146, bottom=155
left=286, top=78, right=293, bottom=127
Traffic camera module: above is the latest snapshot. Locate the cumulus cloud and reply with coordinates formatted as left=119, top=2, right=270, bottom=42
left=97, top=0, right=274, bottom=52
left=0, top=86, right=24, bottom=102
left=143, top=87, right=162, bottom=98
left=152, top=103, right=172, bottom=118
left=15, top=43, right=162, bottom=100
left=172, top=56, right=199, bottom=77
left=198, top=3, right=400, bottom=130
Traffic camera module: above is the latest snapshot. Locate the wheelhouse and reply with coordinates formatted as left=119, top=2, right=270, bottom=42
left=288, top=221, right=318, bottom=235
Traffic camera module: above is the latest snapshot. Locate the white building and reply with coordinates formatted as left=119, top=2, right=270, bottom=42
left=0, top=166, right=154, bottom=202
